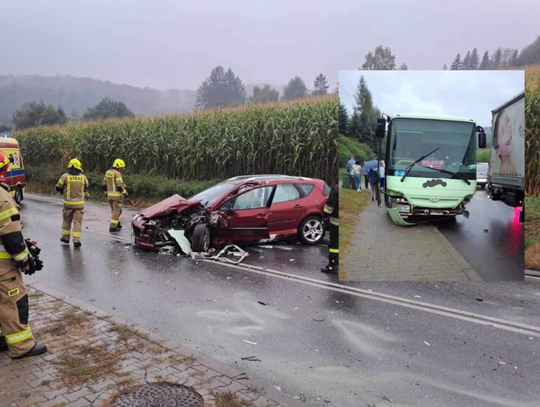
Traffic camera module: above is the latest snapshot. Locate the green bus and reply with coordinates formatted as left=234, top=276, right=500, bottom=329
left=374, top=113, right=487, bottom=226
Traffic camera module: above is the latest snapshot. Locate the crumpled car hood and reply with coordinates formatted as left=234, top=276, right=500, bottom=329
left=138, top=194, right=202, bottom=218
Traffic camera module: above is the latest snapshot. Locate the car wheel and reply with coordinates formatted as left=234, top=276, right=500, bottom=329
left=14, top=186, right=23, bottom=205
left=298, top=216, right=325, bottom=245
left=192, top=223, right=211, bottom=252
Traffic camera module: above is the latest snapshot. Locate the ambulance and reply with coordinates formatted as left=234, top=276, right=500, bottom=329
left=0, top=136, right=26, bottom=204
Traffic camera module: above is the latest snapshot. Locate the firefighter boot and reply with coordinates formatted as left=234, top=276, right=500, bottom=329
left=321, top=253, right=338, bottom=275
left=11, top=342, right=48, bottom=360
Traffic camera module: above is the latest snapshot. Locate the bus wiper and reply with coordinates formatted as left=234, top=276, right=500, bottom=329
left=421, top=166, right=471, bottom=185
left=401, top=147, right=440, bottom=182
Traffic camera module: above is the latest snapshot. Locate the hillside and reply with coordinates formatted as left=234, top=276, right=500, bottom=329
left=0, top=75, right=197, bottom=122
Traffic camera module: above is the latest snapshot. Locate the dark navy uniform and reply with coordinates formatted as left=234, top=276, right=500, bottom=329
left=321, top=185, right=338, bottom=274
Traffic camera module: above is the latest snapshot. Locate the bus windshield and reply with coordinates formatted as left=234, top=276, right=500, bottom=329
left=388, top=118, right=476, bottom=180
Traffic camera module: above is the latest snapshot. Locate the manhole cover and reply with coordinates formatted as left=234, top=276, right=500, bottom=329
left=111, top=383, right=204, bottom=407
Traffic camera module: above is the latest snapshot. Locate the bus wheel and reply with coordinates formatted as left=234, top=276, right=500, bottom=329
left=14, top=186, right=23, bottom=205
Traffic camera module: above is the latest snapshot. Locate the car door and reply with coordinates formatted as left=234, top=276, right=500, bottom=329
left=214, top=185, right=275, bottom=243
left=267, top=183, right=305, bottom=235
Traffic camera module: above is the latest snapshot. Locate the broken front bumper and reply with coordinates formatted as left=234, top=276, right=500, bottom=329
left=387, top=205, right=467, bottom=226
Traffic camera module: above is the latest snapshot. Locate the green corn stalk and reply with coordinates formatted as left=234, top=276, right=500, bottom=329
left=14, top=95, right=338, bottom=185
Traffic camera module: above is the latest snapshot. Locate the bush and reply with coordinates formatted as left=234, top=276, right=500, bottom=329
left=476, top=149, right=490, bottom=163
left=25, top=166, right=219, bottom=202
left=339, top=134, right=376, bottom=167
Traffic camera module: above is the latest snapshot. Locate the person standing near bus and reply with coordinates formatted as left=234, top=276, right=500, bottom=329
left=352, top=161, right=363, bottom=192
left=347, top=155, right=356, bottom=190
left=368, top=168, right=377, bottom=201
left=379, top=160, right=386, bottom=192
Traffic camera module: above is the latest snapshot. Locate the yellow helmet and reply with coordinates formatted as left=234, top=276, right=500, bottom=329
left=112, top=159, right=125, bottom=169
left=68, top=158, right=83, bottom=171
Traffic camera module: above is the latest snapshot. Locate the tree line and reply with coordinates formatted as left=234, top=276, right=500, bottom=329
left=444, top=35, right=540, bottom=70
left=339, top=75, right=380, bottom=153
left=4, top=68, right=332, bottom=131
left=8, top=98, right=134, bottom=130
left=194, top=66, right=331, bottom=110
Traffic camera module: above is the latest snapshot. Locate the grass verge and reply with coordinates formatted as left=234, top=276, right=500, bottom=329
left=214, top=391, right=252, bottom=407
left=24, top=165, right=220, bottom=208
left=339, top=187, right=370, bottom=265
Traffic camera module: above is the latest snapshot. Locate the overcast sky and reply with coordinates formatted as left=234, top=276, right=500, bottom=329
left=339, top=71, right=524, bottom=127
left=1, top=0, right=536, bottom=90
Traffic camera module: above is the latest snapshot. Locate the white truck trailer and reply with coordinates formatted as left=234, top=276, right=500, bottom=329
left=488, top=91, right=525, bottom=221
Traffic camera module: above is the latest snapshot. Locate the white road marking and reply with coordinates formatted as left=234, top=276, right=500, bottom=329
left=24, top=195, right=540, bottom=338
left=201, top=260, right=540, bottom=338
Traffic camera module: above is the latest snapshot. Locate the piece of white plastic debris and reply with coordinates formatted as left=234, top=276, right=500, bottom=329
left=414, top=295, right=422, bottom=299
left=243, top=340, right=258, bottom=346
left=168, top=229, right=193, bottom=256
left=424, top=341, right=431, bottom=346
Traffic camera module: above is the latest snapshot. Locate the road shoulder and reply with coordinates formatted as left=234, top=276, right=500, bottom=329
left=0, top=281, right=307, bottom=407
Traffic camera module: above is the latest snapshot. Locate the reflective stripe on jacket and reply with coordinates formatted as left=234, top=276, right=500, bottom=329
left=56, top=173, right=89, bottom=209
left=323, top=185, right=339, bottom=225
left=0, top=185, right=29, bottom=269
left=104, top=169, right=126, bottom=201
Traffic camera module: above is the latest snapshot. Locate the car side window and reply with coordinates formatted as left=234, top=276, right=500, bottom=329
left=296, top=184, right=314, bottom=197
left=229, top=187, right=274, bottom=210
left=273, top=184, right=301, bottom=204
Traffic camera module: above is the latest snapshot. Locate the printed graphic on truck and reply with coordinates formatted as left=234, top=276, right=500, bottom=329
left=490, top=93, right=525, bottom=184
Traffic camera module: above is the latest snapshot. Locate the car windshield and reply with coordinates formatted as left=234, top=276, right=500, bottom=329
left=389, top=118, right=476, bottom=179
left=189, top=180, right=240, bottom=207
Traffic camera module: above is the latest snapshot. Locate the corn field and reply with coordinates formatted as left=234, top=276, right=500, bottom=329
left=525, top=65, right=540, bottom=196
left=14, top=96, right=338, bottom=185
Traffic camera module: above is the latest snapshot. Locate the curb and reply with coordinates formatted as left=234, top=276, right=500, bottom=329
left=27, top=280, right=308, bottom=407
left=431, top=225, right=483, bottom=281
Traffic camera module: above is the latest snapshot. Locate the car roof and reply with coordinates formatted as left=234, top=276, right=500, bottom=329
left=227, top=174, right=320, bottom=184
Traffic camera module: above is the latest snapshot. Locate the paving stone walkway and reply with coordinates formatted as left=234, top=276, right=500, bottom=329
left=340, top=193, right=482, bottom=282
left=0, top=283, right=307, bottom=407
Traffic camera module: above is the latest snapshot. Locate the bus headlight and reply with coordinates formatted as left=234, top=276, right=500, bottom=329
left=393, top=203, right=411, bottom=213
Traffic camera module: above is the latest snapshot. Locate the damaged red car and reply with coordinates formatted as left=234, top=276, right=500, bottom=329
left=132, top=175, right=330, bottom=252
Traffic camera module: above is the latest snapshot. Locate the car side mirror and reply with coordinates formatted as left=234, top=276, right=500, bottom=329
left=478, top=132, right=486, bottom=149
left=375, top=118, right=386, bottom=139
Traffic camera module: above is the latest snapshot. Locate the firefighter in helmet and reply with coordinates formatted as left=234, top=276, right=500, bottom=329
left=104, top=159, right=128, bottom=232
left=0, top=151, right=47, bottom=359
left=321, top=183, right=339, bottom=275
left=56, top=158, right=89, bottom=247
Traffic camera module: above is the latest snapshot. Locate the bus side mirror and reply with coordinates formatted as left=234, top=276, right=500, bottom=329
left=375, top=118, right=386, bottom=139
left=478, top=132, right=486, bottom=149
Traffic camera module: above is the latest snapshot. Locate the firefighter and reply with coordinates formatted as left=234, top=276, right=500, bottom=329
left=0, top=152, right=47, bottom=359
left=56, top=158, right=89, bottom=247
left=321, top=184, right=338, bottom=274
left=104, top=159, right=128, bottom=232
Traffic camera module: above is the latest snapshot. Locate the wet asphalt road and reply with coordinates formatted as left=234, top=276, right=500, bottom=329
left=437, top=188, right=524, bottom=281
left=21, top=194, right=540, bottom=407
